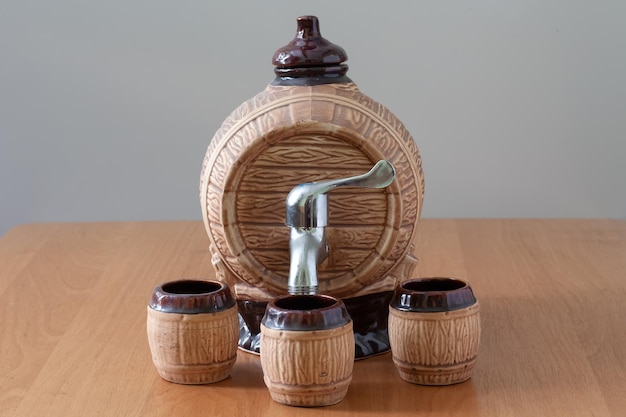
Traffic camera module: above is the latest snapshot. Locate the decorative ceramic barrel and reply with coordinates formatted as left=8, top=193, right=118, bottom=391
left=199, top=15, right=425, bottom=358
left=260, top=295, right=354, bottom=407
left=146, top=280, right=239, bottom=384
left=199, top=71, right=424, bottom=302
left=388, top=278, right=481, bottom=385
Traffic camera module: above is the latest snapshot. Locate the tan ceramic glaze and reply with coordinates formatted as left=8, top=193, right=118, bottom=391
left=146, top=306, right=239, bottom=384
left=388, top=303, right=481, bottom=385
left=260, top=321, right=354, bottom=406
left=199, top=81, right=424, bottom=301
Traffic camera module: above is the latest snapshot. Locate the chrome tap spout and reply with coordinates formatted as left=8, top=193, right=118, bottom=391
left=287, top=227, right=327, bottom=295
left=285, top=160, right=396, bottom=295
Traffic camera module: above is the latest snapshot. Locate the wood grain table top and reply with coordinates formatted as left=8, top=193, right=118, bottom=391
left=1, top=219, right=625, bottom=416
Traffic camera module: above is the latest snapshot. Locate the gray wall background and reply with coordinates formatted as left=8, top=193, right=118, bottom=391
left=1, top=0, right=625, bottom=236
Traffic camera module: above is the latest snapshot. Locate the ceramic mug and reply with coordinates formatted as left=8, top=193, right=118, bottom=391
left=146, top=279, right=239, bottom=384
left=260, top=294, right=354, bottom=407
left=388, top=277, right=481, bottom=385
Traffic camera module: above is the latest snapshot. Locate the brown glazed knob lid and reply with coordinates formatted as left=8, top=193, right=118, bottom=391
left=272, top=16, right=350, bottom=84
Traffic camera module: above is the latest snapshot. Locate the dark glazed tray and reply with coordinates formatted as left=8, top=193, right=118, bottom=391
left=237, top=290, right=394, bottom=359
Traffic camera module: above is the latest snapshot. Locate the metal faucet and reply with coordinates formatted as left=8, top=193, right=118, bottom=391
left=285, top=160, right=396, bottom=295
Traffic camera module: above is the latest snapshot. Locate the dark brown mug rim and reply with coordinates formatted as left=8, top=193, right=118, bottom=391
left=262, top=294, right=352, bottom=331
left=149, top=279, right=236, bottom=314
left=390, top=277, right=477, bottom=312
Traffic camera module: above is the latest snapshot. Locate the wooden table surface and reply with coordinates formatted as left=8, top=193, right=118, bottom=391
left=1, top=219, right=625, bottom=416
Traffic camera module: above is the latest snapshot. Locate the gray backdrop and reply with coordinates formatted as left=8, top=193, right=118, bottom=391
left=1, top=0, right=625, bottom=236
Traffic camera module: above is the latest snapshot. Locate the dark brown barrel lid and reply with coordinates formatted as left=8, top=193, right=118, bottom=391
left=272, top=16, right=349, bottom=82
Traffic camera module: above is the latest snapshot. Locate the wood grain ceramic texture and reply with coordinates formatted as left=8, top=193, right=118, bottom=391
left=388, top=303, right=481, bottom=385
left=200, top=82, right=424, bottom=301
left=260, top=322, right=354, bottom=406
left=146, top=305, right=239, bottom=384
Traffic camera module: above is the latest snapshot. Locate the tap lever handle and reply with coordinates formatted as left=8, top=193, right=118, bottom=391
left=286, top=160, right=396, bottom=228
left=313, top=160, right=396, bottom=193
